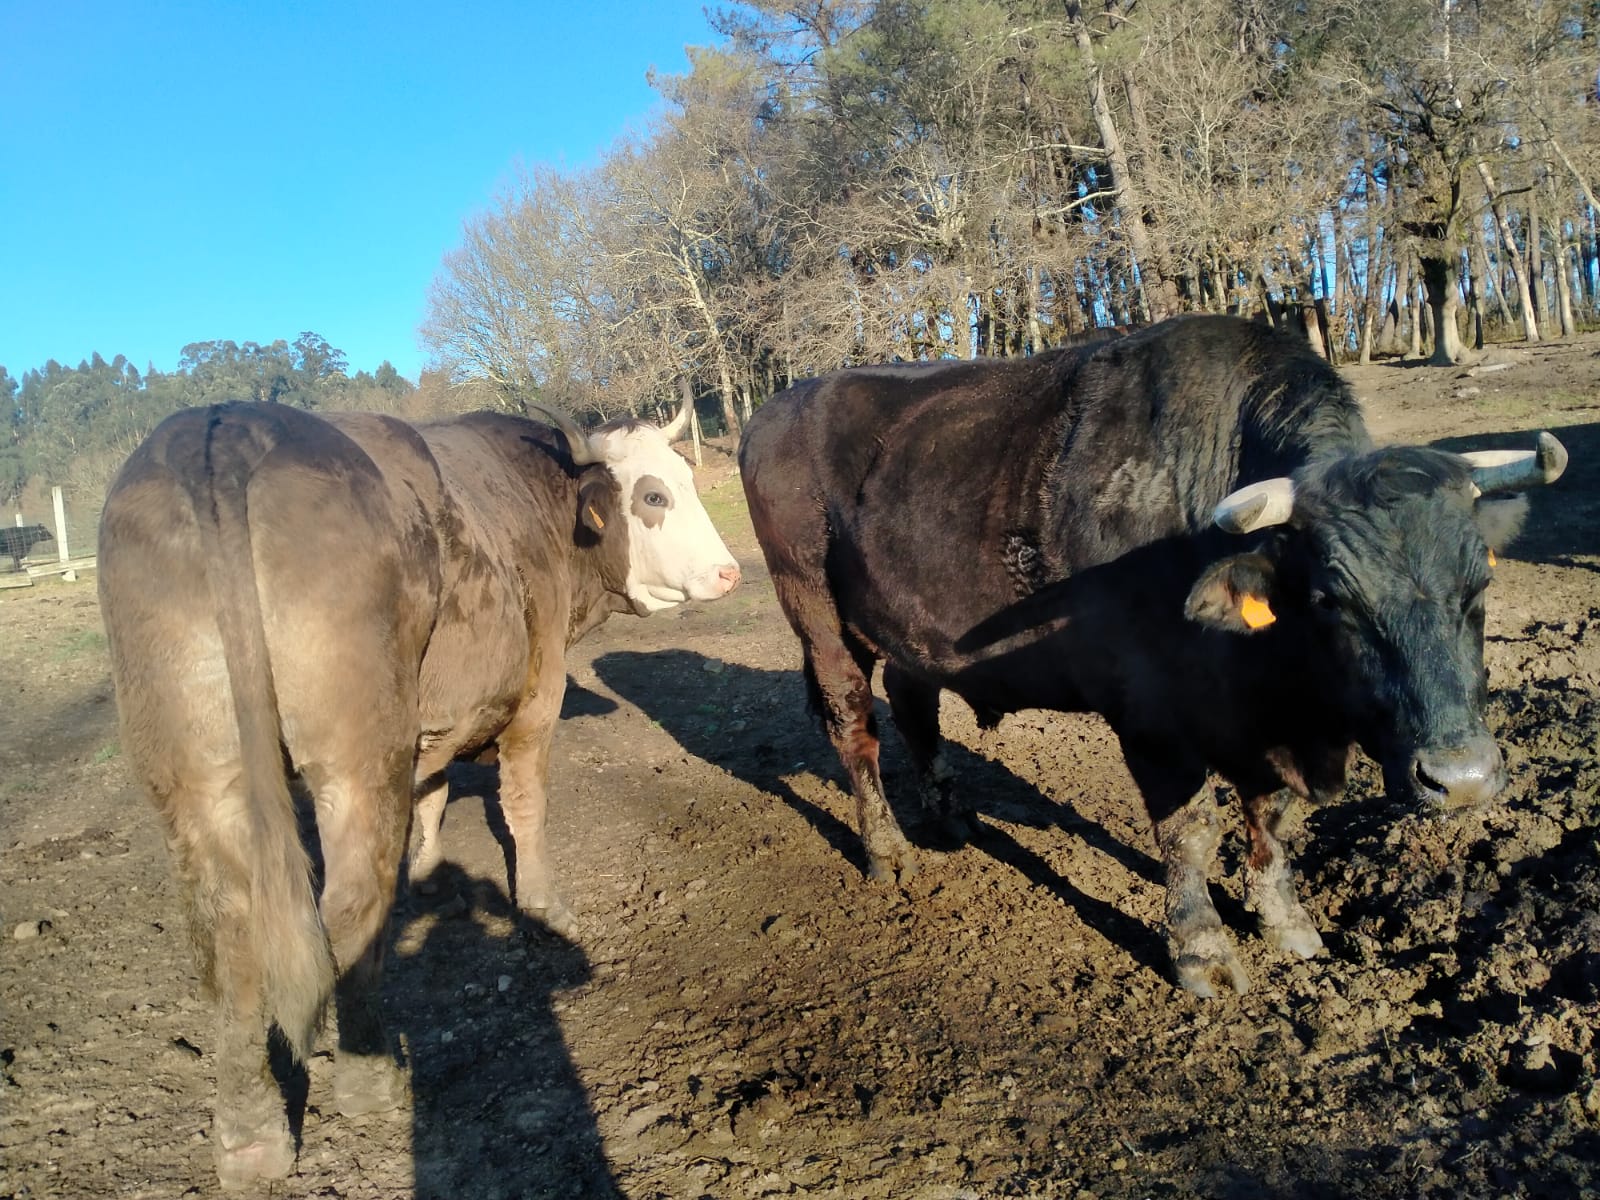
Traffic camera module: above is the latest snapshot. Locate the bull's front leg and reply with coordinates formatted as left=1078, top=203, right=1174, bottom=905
left=1242, top=789, right=1324, bottom=959
left=1126, top=744, right=1249, bottom=998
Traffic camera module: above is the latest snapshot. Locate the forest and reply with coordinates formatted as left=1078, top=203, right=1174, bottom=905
left=422, top=0, right=1600, bottom=433
left=6, top=0, right=1598, bottom=503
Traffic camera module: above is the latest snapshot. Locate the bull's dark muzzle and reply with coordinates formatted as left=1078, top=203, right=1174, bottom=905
left=1406, top=732, right=1505, bottom=810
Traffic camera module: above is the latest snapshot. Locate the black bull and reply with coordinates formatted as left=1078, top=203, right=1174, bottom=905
left=739, top=315, right=1568, bottom=998
left=1, top=523, right=52, bottom=570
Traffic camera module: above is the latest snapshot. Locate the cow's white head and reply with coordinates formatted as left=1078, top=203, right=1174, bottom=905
left=536, top=403, right=740, bottom=615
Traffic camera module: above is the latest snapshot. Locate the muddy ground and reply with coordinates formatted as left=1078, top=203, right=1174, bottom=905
left=2, top=336, right=1599, bottom=1200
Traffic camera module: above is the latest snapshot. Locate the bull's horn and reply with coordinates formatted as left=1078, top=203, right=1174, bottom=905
left=1460, top=430, right=1568, bottom=494
left=660, top=395, right=691, bottom=441
left=1214, top=477, right=1296, bottom=534
left=526, top=402, right=602, bottom=467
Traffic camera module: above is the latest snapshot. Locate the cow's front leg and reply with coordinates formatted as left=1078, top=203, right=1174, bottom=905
left=1126, top=745, right=1248, bottom=998
left=884, top=663, right=974, bottom=841
left=497, top=662, right=576, bottom=937
left=407, top=779, right=449, bottom=893
left=1242, top=789, right=1323, bottom=959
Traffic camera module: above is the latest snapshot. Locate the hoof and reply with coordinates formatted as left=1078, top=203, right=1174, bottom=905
left=523, top=898, right=580, bottom=940
left=1175, top=951, right=1251, bottom=999
left=1171, top=926, right=1250, bottom=998
left=335, top=1054, right=410, bottom=1117
left=216, top=1126, right=295, bottom=1190
left=866, top=848, right=917, bottom=884
left=1263, top=918, right=1325, bottom=960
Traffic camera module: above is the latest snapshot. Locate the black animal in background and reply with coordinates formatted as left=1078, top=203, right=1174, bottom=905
left=1, top=523, right=53, bottom=571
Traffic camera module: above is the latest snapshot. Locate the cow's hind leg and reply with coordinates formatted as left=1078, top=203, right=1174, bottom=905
left=161, top=780, right=297, bottom=1188
left=1125, top=745, right=1249, bottom=998
left=1242, top=789, right=1323, bottom=959
left=883, top=663, right=975, bottom=842
left=299, top=750, right=413, bottom=1117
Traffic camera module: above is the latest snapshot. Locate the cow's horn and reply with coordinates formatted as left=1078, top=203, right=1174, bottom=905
left=1214, top=478, right=1296, bottom=534
left=660, top=395, right=691, bottom=441
left=1460, top=430, right=1568, bottom=494
left=526, top=402, right=602, bottom=467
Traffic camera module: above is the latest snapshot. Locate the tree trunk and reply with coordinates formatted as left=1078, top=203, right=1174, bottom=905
left=1064, top=0, right=1180, bottom=321
left=1545, top=174, right=1577, bottom=337
left=1418, top=252, right=1463, bottom=365
left=1477, top=159, right=1540, bottom=343
left=677, top=376, right=702, bottom=466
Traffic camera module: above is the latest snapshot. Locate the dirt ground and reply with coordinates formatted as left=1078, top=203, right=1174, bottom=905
left=3, top=335, right=1599, bottom=1200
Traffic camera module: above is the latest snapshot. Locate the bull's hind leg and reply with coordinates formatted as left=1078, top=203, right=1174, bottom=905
left=1242, top=790, right=1324, bottom=959
left=882, top=664, right=975, bottom=841
left=757, top=520, right=914, bottom=880
left=1124, top=745, right=1250, bottom=998
left=801, top=631, right=916, bottom=883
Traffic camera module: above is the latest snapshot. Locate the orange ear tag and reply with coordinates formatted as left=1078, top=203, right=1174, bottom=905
left=1487, top=550, right=1496, bottom=568
left=1240, top=594, right=1276, bottom=629
left=588, top=506, right=605, bottom=529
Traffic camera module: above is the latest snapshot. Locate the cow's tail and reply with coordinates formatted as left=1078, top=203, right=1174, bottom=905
left=184, top=414, right=335, bottom=1060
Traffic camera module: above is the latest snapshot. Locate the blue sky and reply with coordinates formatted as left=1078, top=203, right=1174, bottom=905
left=0, top=1, right=731, bottom=382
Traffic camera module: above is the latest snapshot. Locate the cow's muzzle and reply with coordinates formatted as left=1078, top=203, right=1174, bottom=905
left=1402, top=732, right=1505, bottom=811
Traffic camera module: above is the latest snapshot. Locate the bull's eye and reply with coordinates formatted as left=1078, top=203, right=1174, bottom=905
left=1309, top=588, right=1339, bottom=612
left=645, top=491, right=668, bottom=508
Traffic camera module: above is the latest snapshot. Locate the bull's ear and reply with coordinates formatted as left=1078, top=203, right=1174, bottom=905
left=1474, top=492, right=1528, bottom=555
left=577, top=477, right=615, bottom=542
left=1185, top=553, right=1279, bottom=634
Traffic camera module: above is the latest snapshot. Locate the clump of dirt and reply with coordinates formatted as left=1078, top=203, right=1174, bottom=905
left=3, top=336, right=1598, bottom=1199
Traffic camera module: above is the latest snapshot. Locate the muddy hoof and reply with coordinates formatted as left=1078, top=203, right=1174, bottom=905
left=216, top=1126, right=295, bottom=1190
left=865, top=847, right=918, bottom=884
left=335, top=1054, right=409, bottom=1117
left=1177, top=928, right=1248, bottom=998
left=1262, top=917, right=1324, bottom=960
left=523, top=898, right=580, bottom=940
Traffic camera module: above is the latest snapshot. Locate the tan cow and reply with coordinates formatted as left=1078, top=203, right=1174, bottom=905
left=97, top=400, right=738, bottom=1188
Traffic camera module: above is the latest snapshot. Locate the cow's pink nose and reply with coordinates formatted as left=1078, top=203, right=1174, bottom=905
left=718, top=563, right=742, bottom=593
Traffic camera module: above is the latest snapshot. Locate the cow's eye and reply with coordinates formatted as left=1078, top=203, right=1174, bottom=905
left=645, top=491, right=668, bottom=507
left=1309, top=588, right=1339, bottom=612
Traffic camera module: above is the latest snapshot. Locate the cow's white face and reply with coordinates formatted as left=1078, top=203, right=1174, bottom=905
left=589, top=423, right=741, bottom=614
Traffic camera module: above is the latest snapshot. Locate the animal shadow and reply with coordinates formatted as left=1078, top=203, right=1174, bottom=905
left=389, top=862, right=623, bottom=1199
left=592, top=648, right=1175, bottom=981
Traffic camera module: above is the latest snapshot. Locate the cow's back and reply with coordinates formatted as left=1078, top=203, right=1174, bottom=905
left=101, top=404, right=445, bottom=784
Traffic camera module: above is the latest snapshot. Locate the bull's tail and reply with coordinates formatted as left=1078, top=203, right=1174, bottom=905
left=184, top=412, right=335, bottom=1059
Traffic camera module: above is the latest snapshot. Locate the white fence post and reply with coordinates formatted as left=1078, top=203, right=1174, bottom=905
left=52, top=486, right=70, bottom=562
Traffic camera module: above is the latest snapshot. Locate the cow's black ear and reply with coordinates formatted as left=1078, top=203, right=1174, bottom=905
left=1185, top=553, right=1279, bottom=634
left=1474, top=493, right=1528, bottom=554
left=577, top=477, right=615, bottom=542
